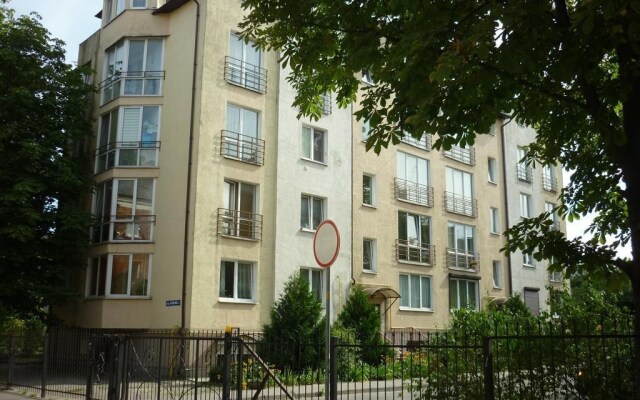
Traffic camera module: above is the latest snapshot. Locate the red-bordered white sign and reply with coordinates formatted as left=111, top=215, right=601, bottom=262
left=313, top=220, right=340, bottom=268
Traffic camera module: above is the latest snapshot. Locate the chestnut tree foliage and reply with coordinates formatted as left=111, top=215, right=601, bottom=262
left=240, top=0, right=640, bottom=317
left=0, top=3, right=93, bottom=322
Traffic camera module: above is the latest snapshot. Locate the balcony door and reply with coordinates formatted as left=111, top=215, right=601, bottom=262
left=398, top=212, right=431, bottom=263
left=223, top=181, right=257, bottom=239
left=225, top=105, right=259, bottom=162
left=447, top=222, right=476, bottom=269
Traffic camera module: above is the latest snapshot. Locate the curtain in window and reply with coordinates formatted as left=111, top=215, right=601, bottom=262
left=237, top=263, right=252, bottom=299
left=399, top=275, right=409, bottom=307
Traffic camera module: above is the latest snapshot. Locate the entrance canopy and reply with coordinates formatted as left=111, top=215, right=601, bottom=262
left=362, top=286, right=401, bottom=300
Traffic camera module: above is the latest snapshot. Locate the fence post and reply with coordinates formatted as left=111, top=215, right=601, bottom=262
left=7, top=335, right=15, bottom=389
left=329, top=336, right=337, bottom=400
left=483, top=336, right=495, bottom=400
left=85, top=338, right=95, bottom=400
left=236, top=339, right=243, bottom=400
left=41, top=333, right=49, bottom=398
left=222, top=330, right=232, bottom=400
left=107, top=336, right=125, bottom=400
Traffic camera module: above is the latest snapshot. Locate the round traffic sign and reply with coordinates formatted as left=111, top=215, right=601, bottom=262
left=313, top=220, right=340, bottom=268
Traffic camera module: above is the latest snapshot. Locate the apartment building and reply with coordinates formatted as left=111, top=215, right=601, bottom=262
left=59, top=0, right=563, bottom=331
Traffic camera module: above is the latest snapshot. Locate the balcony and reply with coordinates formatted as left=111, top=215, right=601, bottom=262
left=99, top=70, right=165, bottom=104
left=224, top=56, right=267, bottom=93
left=443, top=145, right=475, bottom=165
left=394, top=178, right=434, bottom=207
left=445, top=248, right=480, bottom=272
left=217, top=208, right=262, bottom=241
left=516, top=164, right=533, bottom=182
left=95, top=141, right=160, bottom=173
left=221, top=131, right=265, bottom=166
left=92, top=214, right=156, bottom=243
left=321, top=94, right=332, bottom=115
left=543, top=175, right=558, bottom=192
left=444, top=192, right=477, bottom=217
left=396, top=239, right=435, bottom=265
left=400, top=134, right=431, bottom=151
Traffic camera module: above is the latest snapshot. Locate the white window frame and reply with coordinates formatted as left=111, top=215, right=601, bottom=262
left=361, top=119, right=371, bottom=142
left=361, top=68, right=375, bottom=85
left=363, top=174, right=376, bottom=207
left=490, top=207, right=500, bottom=235
left=300, top=195, right=325, bottom=231
left=219, top=260, right=256, bottom=302
left=523, top=252, right=535, bottom=267
left=87, top=253, right=152, bottom=298
left=300, top=267, right=324, bottom=304
left=131, top=0, right=147, bottom=8
left=228, top=32, right=263, bottom=91
left=447, top=222, right=477, bottom=270
left=488, top=157, right=497, bottom=183
left=301, top=125, right=327, bottom=164
left=363, top=238, right=377, bottom=272
left=520, top=193, right=532, bottom=218
left=492, top=261, right=503, bottom=289
left=398, top=211, right=432, bottom=264
left=449, top=278, right=479, bottom=310
left=399, top=274, right=433, bottom=311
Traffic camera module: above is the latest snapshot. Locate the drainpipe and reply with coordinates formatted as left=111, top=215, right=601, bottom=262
left=500, top=115, right=514, bottom=297
left=181, top=0, right=200, bottom=331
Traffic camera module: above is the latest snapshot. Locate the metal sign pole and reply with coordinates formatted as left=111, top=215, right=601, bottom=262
left=325, top=268, right=330, bottom=400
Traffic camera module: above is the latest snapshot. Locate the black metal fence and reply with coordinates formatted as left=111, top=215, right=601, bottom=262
left=1, top=324, right=638, bottom=400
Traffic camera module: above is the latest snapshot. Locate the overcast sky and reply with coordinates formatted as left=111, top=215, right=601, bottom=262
left=9, top=0, right=102, bottom=64
left=7, top=0, right=632, bottom=259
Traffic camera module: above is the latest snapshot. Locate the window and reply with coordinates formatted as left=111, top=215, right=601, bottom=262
left=546, top=202, right=559, bottom=230
left=447, top=222, right=478, bottom=270
left=397, top=211, right=432, bottom=264
left=516, top=146, right=532, bottom=182
left=363, top=239, right=376, bottom=272
left=95, top=106, right=161, bottom=173
left=87, top=254, right=151, bottom=297
left=523, top=252, right=535, bottom=267
left=449, top=278, right=479, bottom=310
left=399, top=274, right=432, bottom=311
left=132, top=0, right=147, bottom=8
left=300, top=268, right=323, bottom=303
left=400, top=132, right=431, bottom=151
left=550, top=270, right=563, bottom=282
left=301, top=126, right=326, bottom=163
left=524, top=288, right=540, bottom=316
left=396, top=152, right=432, bottom=206
left=223, top=104, right=262, bottom=164
left=520, top=193, right=532, bottom=218
left=488, top=157, right=497, bottom=183
left=543, top=164, right=557, bottom=192
left=301, top=195, right=324, bottom=230
left=490, top=207, right=500, bottom=234
left=226, top=33, right=265, bottom=92
left=363, top=174, right=375, bottom=206
left=361, top=119, right=371, bottom=141
left=321, top=93, right=332, bottom=115
left=445, top=167, right=476, bottom=217
left=361, top=68, right=375, bottom=85
left=104, top=0, right=124, bottom=22
left=219, top=260, right=255, bottom=301
left=92, top=179, right=155, bottom=243
left=102, top=38, right=164, bottom=104
left=492, top=261, right=503, bottom=288
left=220, top=181, right=259, bottom=239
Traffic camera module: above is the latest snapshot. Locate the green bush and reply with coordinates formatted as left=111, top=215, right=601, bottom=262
left=259, top=272, right=324, bottom=373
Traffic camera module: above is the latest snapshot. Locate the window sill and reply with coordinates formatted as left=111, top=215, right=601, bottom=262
left=362, top=203, right=377, bottom=209
left=399, top=307, right=434, bottom=313
left=490, top=232, right=501, bottom=236
left=523, top=264, right=536, bottom=269
left=488, top=180, right=498, bottom=185
left=398, top=260, right=432, bottom=267
left=85, top=296, right=152, bottom=300
left=219, top=234, right=260, bottom=242
left=492, top=285, right=503, bottom=290
left=218, top=298, right=257, bottom=305
left=299, top=228, right=317, bottom=234
left=362, top=270, right=377, bottom=275
left=300, top=157, right=328, bottom=167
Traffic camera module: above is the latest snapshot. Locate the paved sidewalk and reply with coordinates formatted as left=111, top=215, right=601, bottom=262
left=0, top=389, right=72, bottom=400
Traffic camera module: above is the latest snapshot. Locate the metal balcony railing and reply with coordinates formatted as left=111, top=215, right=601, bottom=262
left=396, top=240, right=435, bottom=265
left=94, top=141, right=160, bottom=173
left=400, top=134, right=431, bottom=151
left=517, top=164, right=533, bottom=182
left=217, top=208, right=262, bottom=240
left=444, top=192, right=477, bottom=217
left=445, top=248, right=480, bottom=272
left=92, top=214, right=156, bottom=243
left=99, top=70, right=165, bottom=104
left=220, top=130, right=265, bottom=166
left=224, top=56, right=267, bottom=93
left=443, top=145, right=475, bottom=165
left=321, top=94, right=332, bottom=115
left=394, top=178, right=434, bottom=207
left=543, top=175, right=558, bottom=192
